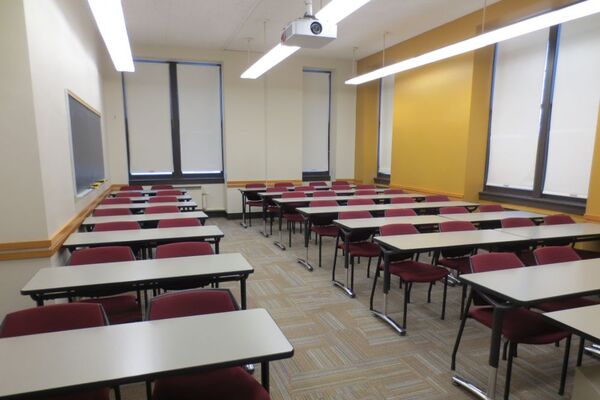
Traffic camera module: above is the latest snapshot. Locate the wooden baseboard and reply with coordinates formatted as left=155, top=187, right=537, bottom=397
left=0, top=185, right=118, bottom=261
left=584, top=214, right=600, bottom=223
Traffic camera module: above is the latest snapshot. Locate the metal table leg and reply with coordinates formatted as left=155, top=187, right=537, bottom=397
left=296, top=216, right=314, bottom=271
left=240, top=191, right=248, bottom=228
left=260, top=196, right=269, bottom=237
left=371, top=249, right=405, bottom=335
left=273, top=207, right=286, bottom=250
left=261, top=361, right=270, bottom=392
left=332, top=229, right=355, bottom=298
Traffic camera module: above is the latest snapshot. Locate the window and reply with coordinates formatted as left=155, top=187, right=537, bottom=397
left=482, top=13, right=600, bottom=213
left=302, top=69, right=330, bottom=180
left=377, top=75, right=394, bottom=181
left=123, top=60, right=224, bottom=183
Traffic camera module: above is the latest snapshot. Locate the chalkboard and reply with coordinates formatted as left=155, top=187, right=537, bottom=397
left=68, top=93, right=105, bottom=195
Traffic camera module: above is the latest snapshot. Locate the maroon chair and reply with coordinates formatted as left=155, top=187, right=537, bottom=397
left=425, top=195, right=450, bottom=202
left=115, top=192, right=139, bottom=198
left=347, top=198, right=374, bottom=206
left=333, top=211, right=380, bottom=278
left=294, top=186, right=311, bottom=192
left=158, top=218, right=201, bottom=228
left=309, top=200, right=339, bottom=267
left=151, top=185, right=173, bottom=190
left=370, top=224, right=449, bottom=329
left=313, top=190, right=336, bottom=198
left=147, top=290, right=270, bottom=400
left=93, top=208, right=132, bottom=217
left=439, top=206, right=468, bottom=215
left=156, top=189, right=184, bottom=196
left=452, top=253, right=572, bottom=398
left=355, top=190, right=376, bottom=196
left=384, top=209, right=417, bottom=217
left=94, top=221, right=140, bottom=232
left=264, top=187, right=282, bottom=235
left=357, top=184, right=376, bottom=189
left=101, top=197, right=131, bottom=205
left=281, top=192, right=306, bottom=247
left=308, top=181, right=327, bottom=188
left=0, top=303, right=115, bottom=400
left=500, top=218, right=537, bottom=265
left=390, top=197, right=414, bottom=204
left=332, top=180, right=349, bottom=186
left=155, top=242, right=214, bottom=290
left=274, top=182, right=293, bottom=188
left=244, top=183, right=266, bottom=227
left=69, top=246, right=142, bottom=325
left=122, top=185, right=143, bottom=191
left=384, top=189, right=405, bottom=194
left=149, top=196, right=178, bottom=203
left=543, top=215, right=600, bottom=259
left=479, top=204, right=504, bottom=212
left=331, top=184, right=351, bottom=191
left=146, top=205, right=180, bottom=214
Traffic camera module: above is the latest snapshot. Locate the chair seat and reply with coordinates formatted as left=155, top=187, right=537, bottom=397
left=438, top=257, right=471, bottom=274
left=347, top=242, right=380, bottom=258
left=246, top=200, right=263, bottom=207
left=283, top=214, right=303, bottom=223
left=575, top=249, right=600, bottom=259
left=469, top=306, right=569, bottom=344
left=381, top=261, right=449, bottom=282
left=311, top=225, right=338, bottom=237
left=78, top=295, right=141, bottom=324
left=152, top=366, right=269, bottom=400
left=536, top=297, right=599, bottom=312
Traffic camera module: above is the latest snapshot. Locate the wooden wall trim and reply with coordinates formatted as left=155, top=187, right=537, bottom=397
left=584, top=214, right=600, bottom=223
left=391, top=185, right=464, bottom=199
left=0, top=185, right=118, bottom=261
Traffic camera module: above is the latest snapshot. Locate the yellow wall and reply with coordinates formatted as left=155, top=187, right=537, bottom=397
left=584, top=105, right=600, bottom=221
left=353, top=80, right=379, bottom=184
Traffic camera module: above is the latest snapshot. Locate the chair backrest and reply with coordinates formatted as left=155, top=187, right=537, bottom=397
left=0, top=303, right=106, bottom=338
left=384, top=189, right=405, bottom=194
left=355, top=190, right=377, bottom=196
left=281, top=192, right=305, bottom=199
left=148, top=196, right=178, bottom=203
left=294, top=186, right=311, bottom=191
left=313, top=190, right=336, bottom=197
left=544, top=214, right=575, bottom=225
left=151, top=185, right=173, bottom=190
left=245, top=183, right=266, bottom=189
left=101, top=198, right=131, bottom=205
left=146, top=205, right=180, bottom=214
left=385, top=209, right=417, bottom=217
left=69, top=246, right=135, bottom=265
left=156, top=242, right=213, bottom=259
left=439, top=221, right=476, bottom=232
left=425, top=195, right=450, bottom=202
left=308, top=181, right=327, bottom=187
left=479, top=204, right=504, bottom=212
left=93, top=208, right=132, bottom=217
left=390, top=197, right=414, bottom=204
left=339, top=211, right=372, bottom=220
left=94, top=221, right=140, bottom=232
left=380, top=223, right=419, bottom=236
left=333, top=180, right=349, bottom=185
left=122, top=185, right=143, bottom=191
left=439, top=206, right=468, bottom=215
left=274, top=182, right=293, bottom=187
left=266, top=187, right=282, bottom=192
left=331, top=184, right=351, bottom=190
left=155, top=190, right=183, bottom=196
left=115, top=192, right=139, bottom=198
left=534, top=246, right=581, bottom=265
left=148, top=289, right=237, bottom=321
left=311, top=200, right=338, bottom=207
left=157, top=218, right=201, bottom=228
left=357, top=184, right=376, bottom=189
left=347, top=198, right=375, bottom=206
left=501, top=217, right=535, bottom=228
left=470, top=252, right=524, bottom=273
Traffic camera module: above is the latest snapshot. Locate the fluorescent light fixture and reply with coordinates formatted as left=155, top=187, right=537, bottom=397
left=241, top=44, right=300, bottom=79
left=88, top=0, right=135, bottom=72
left=346, top=0, right=600, bottom=85
left=316, top=0, right=371, bottom=24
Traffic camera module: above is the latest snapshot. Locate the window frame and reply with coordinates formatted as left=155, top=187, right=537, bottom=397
left=480, top=25, right=587, bottom=214
left=376, top=77, right=392, bottom=184
left=122, top=59, right=225, bottom=184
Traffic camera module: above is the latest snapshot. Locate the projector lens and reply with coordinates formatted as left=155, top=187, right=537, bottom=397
left=310, top=21, right=322, bottom=35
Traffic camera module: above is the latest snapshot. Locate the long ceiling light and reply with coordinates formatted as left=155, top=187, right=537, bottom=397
left=346, top=0, right=600, bottom=85
left=241, top=0, right=371, bottom=79
left=88, top=0, right=135, bottom=72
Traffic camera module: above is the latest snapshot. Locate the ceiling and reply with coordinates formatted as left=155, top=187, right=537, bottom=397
left=123, top=0, right=499, bottom=60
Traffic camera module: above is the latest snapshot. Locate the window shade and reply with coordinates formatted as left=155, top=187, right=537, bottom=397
left=543, top=14, right=600, bottom=199
left=486, top=29, right=549, bottom=190
left=378, top=75, right=394, bottom=175
left=302, top=70, right=330, bottom=173
left=124, top=61, right=173, bottom=175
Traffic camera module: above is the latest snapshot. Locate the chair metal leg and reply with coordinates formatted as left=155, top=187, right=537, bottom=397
left=504, top=341, right=517, bottom=400
left=503, top=339, right=509, bottom=361
left=427, top=282, right=433, bottom=303
left=451, top=289, right=473, bottom=370
left=318, top=236, right=322, bottom=267
left=370, top=269, right=379, bottom=310
left=367, top=257, right=372, bottom=278
left=113, top=386, right=121, bottom=400
left=402, top=280, right=409, bottom=329
left=332, top=235, right=340, bottom=280
left=559, top=335, right=571, bottom=396
left=145, top=381, right=152, bottom=400
left=459, top=283, right=467, bottom=320
left=577, top=336, right=585, bottom=366
left=441, top=276, right=448, bottom=320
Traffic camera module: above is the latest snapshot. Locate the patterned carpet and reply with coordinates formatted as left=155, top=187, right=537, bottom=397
left=121, top=217, right=585, bottom=400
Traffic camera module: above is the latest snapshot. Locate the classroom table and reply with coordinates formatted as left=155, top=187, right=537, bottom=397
left=95, top=201, right=198, bottom=212
left=81, top=211, right=208, bottom=229
left=63, top=226, right=224, bottom=254
left=441, top=210, right=545, bottom=225
left=110, top=189, right=188, bottom=197
left=0, top=309, right=293, bottom=399
left=22, top=253, right=253, bottom=309
left=544, top=303, right=600, bottom=359
left=499, top=223, right=600, bottom=243
left=454, top=259, right=600, bottom=400
left=273, top=193, right=426, bottom=205
left=126, top=194, right=192, bottom=203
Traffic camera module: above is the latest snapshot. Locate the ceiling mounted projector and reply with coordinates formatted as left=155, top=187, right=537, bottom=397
left=281, top=0, right=337, bottom=49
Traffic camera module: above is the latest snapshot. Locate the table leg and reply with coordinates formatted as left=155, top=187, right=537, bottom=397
left=240, top=276, right=247, bottom=310
left=215, top=238, right=220, bottom=254
left=260, top=197, right=269, bottom=238
left=273, top=207, right=286, bottom=250
left=240, top=191, right=248, bottom=228
left=297, top=216, right=314, bottom=271
left=32, top=295, right=44, bottom=307
left=261, top=361, right=270, bottom=392
left=372, top=249, right=405, bottom=335
left=332, top=229, right=355, bottom=298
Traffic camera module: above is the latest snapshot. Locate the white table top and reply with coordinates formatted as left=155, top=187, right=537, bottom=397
left=95, top=201, right=197, bottom=210
left=82, top=211, right=208, bottom=227
left=298, top=201, right=479, bottom=215
left=544, top=304, right=600, bottom=342
left=110, top=189, right=188, bottom=196
left=273, top=193, right=426, bottom=204
left=63, top=226, right=223, bottom=248
left=460, top=259, right=600, bottom=305
left=22, top=253, right=252, bottom=295
left=334, top=215, right=448, bottom=230
left=499, top=223, right=600, bottom=240
left=374, top=229, right=525, bottom=253
left=440, top=211, right=545, bottom=223
left=258, top=188, right=384, bottom=198
left=0, top=309, right=293, bottom=399
left=128, top=195, right=192, bottom=203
